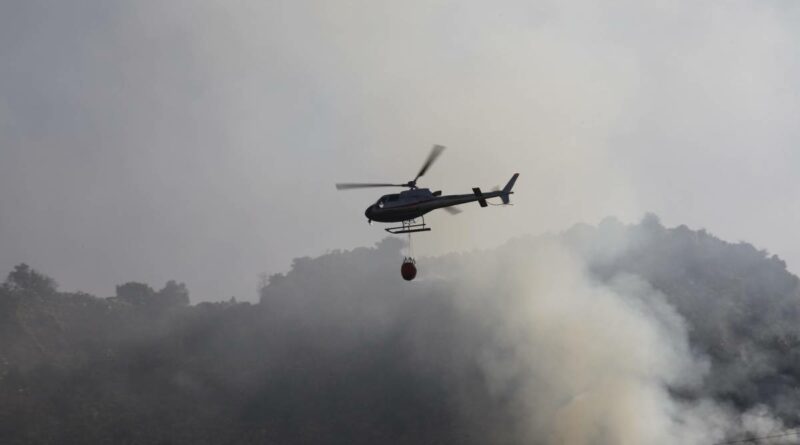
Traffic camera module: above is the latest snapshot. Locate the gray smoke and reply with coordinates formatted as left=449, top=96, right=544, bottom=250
left=2, top=216, right=799, bottom=444
left=4, top=0, right=800, bottom=301
left=425, top=231, right=785, bottom=443
left=255, top=215, right=800, bottom=443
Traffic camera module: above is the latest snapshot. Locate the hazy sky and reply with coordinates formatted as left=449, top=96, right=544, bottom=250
left=2, top=0, right=799, bottom=300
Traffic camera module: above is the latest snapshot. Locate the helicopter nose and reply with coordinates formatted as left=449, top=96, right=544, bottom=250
left=364, top=206, right=374, bottom=221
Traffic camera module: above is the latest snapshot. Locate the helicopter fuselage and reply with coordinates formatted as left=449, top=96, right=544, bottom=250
left=364, top=187, right=512, bottom=223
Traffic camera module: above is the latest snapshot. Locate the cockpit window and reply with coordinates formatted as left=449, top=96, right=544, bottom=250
left=376, top=194, right=400, bottom=208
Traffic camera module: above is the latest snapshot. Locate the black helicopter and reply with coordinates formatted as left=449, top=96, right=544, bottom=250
left=336, top=145, right=518, bottom=234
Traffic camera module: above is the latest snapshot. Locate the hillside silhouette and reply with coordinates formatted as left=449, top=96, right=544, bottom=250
left=2, top=215, right=799, bottom=444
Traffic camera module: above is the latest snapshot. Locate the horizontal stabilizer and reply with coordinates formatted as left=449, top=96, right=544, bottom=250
left=473, top=187, right=488, bottom=207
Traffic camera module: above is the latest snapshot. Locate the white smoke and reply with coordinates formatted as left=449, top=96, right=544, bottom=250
left=421, top=235, right=787, bottom=444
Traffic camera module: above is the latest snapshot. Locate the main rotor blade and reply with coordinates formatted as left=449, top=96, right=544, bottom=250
left=414, top=144, right=445, bottom=182
left=335, top=183, right=403, bottom=190
left=443, top=206, right=462, bottom=215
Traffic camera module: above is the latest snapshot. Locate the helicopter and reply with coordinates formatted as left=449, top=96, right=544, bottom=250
left=335, top=145, right=519, bottom=234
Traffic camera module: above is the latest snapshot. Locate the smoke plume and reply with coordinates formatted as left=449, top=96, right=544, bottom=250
left=2, top=216, right=799, bottom=444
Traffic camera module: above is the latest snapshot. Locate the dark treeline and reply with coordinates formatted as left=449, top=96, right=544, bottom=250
left=1, top=216, right=799, bottom=444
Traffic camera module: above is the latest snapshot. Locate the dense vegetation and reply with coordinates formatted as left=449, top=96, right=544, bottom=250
left=1, top=216, right=799, bottom=444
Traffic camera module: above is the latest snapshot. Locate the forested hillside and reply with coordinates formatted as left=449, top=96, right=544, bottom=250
left=2, top=216, right=798, bottom=444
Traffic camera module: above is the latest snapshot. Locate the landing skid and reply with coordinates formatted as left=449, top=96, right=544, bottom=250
left=385, top=217, right=431, bottom=234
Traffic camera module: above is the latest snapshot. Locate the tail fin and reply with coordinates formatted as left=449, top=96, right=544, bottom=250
left=501, top=173, right=519, bottom=204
